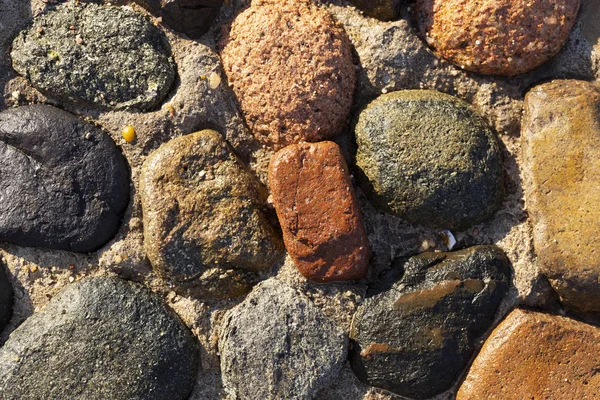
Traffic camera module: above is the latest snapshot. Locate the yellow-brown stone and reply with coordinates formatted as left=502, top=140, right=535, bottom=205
left=457, top=309, right=600, bottom=399
left=522, top=79, right=600, bottom=313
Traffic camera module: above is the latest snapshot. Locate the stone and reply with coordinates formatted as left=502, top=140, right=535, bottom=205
left=522, top=80, right=600, bottom=313
left=0, top=260, right=13, bottom=334
left=0, top=276, right=199, bottom=399
left=457, top=309, right=600, bottom=399
left=0, top=105, right=129, bottom=252
left=581, top=0, right=600, bottom=54
left=140, top=130, right=283, bottom=298
left=349, top=0, right=403, bottom=21
left=355, top=90, right=504, bottom=231
left=268, top=142, right=370, bottom=282
left=350, top=245, right=511, bottom=399
left=11, top=2, right=176, bottom=110
left=416, top=0, right=580, bottom=76
left=219, top=278, right=347, bottom=399
left=219, top=0, right=355, bottom=149
left=132, top=0, right=223, bottom=39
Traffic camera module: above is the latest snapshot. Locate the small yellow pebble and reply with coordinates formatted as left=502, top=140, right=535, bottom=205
left=122, top=125, right=136, bottom=143
left=209, top=72, right=221, bottom=89
left=30, top=265, right=38, bottom=273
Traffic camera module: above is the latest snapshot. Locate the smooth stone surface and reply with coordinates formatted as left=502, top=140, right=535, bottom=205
left=0, top=277, right=199, bottom=400
left=355, top=90, right=504, bottom=231
left=11, top=3, right=176, bottom=110
left=219, top=0, right=355, bottom=149
left=416, top=0, right=580, bottom=76
left=219, top=278, right=347, bottom=400
left=0, top=260, right=13, bottom=334
left=350, top=245, right=511, bottom=399
left=522, top=80, right=600, bottom=313
left=349, top=0, right=403, bottom=21
left=0, top=105, right=129, bottom=252
left=140, top=130, right=283, bottom=298
left=269, top=142, right=370, bottom=282
left=457, top=309, right=600, bottom=399
left=133, top=0, right=222, bottom=39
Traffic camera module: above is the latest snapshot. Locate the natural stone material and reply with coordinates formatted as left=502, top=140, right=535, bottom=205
left=0, top=260, right=13, bottom=334
left=0, top=277, right=199, bottom=400
left=219, top=278, right=347, bottom=400
left=350, top=245, right=511, bottom=399
left=522, top=80, right=600, bottom=313
left=219, top=0, right=356, bottom=149
left=268, top=142, right=370, bottom=282
left=132, top=0, right=223, bottom=39
left=140, top=130, right=283, bottom=298
left=416, top=0, right=580, bottom=76
left=11, top=2, right=176, bottom=110
left=349, top=0, right=403, bottom=21
left=0, top=105, right=129, bottom=252
left=457, top=309, right=600, bottom=399
left=355, top=90, right=504, bottom=231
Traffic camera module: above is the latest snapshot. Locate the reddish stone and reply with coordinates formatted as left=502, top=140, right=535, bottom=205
left=268, top=142, right=370, bottom=282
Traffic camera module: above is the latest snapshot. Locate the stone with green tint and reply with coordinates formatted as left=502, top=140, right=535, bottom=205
left=10, top=3, right=175, bottom=111
left=355, top=90, right=504, bottom=230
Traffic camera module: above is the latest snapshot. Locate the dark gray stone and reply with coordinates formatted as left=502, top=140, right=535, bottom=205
left=349, top=0, right=403, bottom=21
left=0, top=260, right=13, bottom=334
left=350, top=245, right=512, bottom=399
left=0, top=105, right=129, bottom=252
left=355, top=90, right=504, bottom=231
left=0, top=276, right=199, bottom=400
left=219, top=278, right=348, bottom=400
left=10, top=3, right=176, bottom=111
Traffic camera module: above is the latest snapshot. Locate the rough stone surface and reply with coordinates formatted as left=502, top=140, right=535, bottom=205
left=219, top=0, right=356, bottom=149
left=0, top=276, right=199, bottom=400
left=140, top=130, right=283, bottom=298
left=269, top=142, right=370, bottom=282
left=355, top=90, right=504, bottom=231
left=349, top=0, right=403, bottom=21
left=581, top=0, right=600, bottom=54
left=522, top=80, right=600, bottom=313
left=0, top=105, right=129, bottom=252
left=0, top=259, right=13, bottom=334
left=11, top=2, right=176, bottom=110
left=219, top=278, right=348, bottom=400
left=350, top=245, right=512, bottom=399
left=132, top=0, right=223, bottom=39
left=457, top=309, right=600, bottom=399
left=416, top=0, right=581, bottom=76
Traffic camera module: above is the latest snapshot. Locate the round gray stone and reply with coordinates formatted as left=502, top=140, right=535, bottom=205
left=355, top=90, right=504, bottom=231
left=0, top=276, right=199, bottom=400
left=10, top=3, right=176, bottom=111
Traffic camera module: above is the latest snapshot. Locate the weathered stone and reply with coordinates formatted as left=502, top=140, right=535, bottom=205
left=140, top=130, right=283, bottom=298
left=350, top=245, right=511, bottom=399
left=522, top=80, right=600, bottom=313
left=219, top=0, right=355, bottom=149
left=132, top=0, right=222, bottom=39
left=416, top=0, right=580, bottom=76
left=355, top=90, right=504, bottom=231
left=0, top=105, right=129, bottom=252
left=581, top=0, right=600, bottom=54
left=0, top=260, right=13, bottom=334
left=268, top=142, right=370, bottom=282
left=349, top=0, right=403, bottom=21
left=457, top=309, right=600, bottom=399
left=0, top=276, right=199, bottom=400
left=11, top=3, right=176, bottom=110
left=219, top=278, right=347, bottom=400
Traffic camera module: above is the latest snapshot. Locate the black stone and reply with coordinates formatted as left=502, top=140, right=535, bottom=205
left=0, top=260, right=13, bottom=334
left=350, top=245, right=511, bottom=399
left=0, top=105, right=129, bottom=252
left=0, top=276, right=199, bottom=400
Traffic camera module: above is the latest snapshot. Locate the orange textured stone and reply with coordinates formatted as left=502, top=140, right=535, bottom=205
left=522, top=80, right=600, bottom=313
left=219, top=0, right=356, bottom=149
left=416, top=0, right=580, bottom=76
left=268, top=142, right=369, bottom=282
left=457, top=309, right=600, bottom=399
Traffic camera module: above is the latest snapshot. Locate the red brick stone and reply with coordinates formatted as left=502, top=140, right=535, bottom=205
left=457, top=309, right=600, bottom=399
left=268, top=142, right=370, bottom=282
